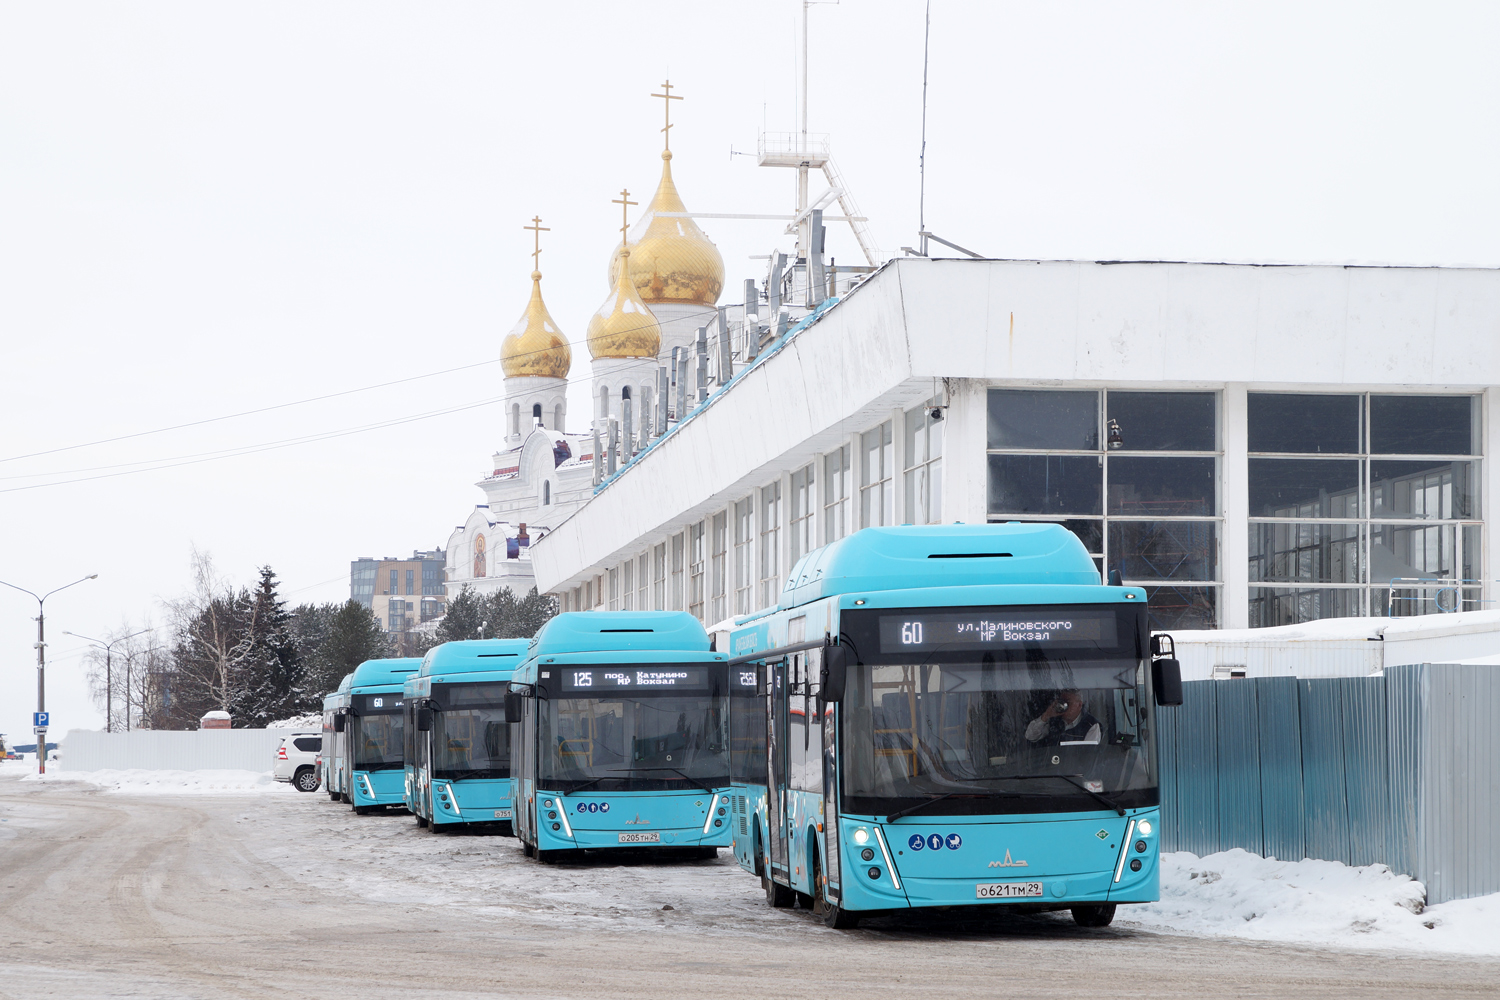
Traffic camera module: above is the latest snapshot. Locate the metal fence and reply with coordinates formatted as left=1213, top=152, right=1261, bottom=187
left=1157, top=663, right=1500, bottom=904
left=60, top=728, right=301, bottom=773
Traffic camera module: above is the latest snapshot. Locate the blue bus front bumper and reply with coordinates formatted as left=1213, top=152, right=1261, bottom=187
left=351, top=769, right=406, bottom=808
left=534, top=789, right=735, bottom=851
left=431, top=778, right=513, bottom=826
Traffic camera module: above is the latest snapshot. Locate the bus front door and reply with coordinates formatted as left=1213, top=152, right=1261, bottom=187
left=766, top=661, right=790, bottom=882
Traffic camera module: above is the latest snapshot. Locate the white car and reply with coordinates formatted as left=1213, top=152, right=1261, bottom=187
left=274, top=733, right=323, bottom=792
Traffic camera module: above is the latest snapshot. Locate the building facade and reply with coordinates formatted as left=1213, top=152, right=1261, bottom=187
left=531, top=258, right=1500, bottom=632
left=350, top=549, right=448, bottom=642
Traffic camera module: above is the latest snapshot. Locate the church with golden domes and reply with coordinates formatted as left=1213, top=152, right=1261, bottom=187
left=443, top=82, right=730, bottom=602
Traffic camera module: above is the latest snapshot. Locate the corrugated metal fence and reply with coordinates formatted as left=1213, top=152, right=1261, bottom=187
left=61, top=728, right=298, bottom=773
left=1157, top=663, right=1500, bottom=904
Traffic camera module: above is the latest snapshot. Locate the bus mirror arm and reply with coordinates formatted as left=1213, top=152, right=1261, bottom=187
left=821, top=644, right=848, bottom=703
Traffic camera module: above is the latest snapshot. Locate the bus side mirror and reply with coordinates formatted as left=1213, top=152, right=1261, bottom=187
left=504, top=690, right=523, bottom=723
left=1153, top=658, right=1183, bottom=706
left=416, top=707, right=433, bottom=732
left=820, top=646, right=848, bottom=703
left=333, top=713, right=346, bottom=733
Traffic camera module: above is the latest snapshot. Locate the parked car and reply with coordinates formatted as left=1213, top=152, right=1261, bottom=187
left=274, top=733, right=322, bottom=792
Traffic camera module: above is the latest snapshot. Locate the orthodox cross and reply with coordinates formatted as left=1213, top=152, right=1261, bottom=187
left=524, top=216, right=549, bottom=265
left=611, top=189, right=637, bottom=247
left=652, top=79, right=682, bottom=151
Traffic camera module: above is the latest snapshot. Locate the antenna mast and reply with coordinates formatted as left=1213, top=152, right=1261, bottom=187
left=919, top=0, right=931, bottom=256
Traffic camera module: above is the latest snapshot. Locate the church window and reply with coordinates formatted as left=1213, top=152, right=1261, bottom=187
left=734, top=497, right=754, bottom=615
left=860, top=421, right=894, bottom=528
left=709, top=512, right=727, bottom=624
left=652, top=543, right=667, bottom=610
left=824, top=446, right=850, bottom=542
left=543, top=481, right=551, bottom=505
left=688, top=522, right=706, bottom=621
left=759, top=481, right=782, bottom=608
left=554, top=404, right=564, bottom=433
left=905, top=401, right=945, bottom=525
left=511, top=404, right=520, bottom=439
left=532, top=402, right=542, bottom=425
left=670, top=533, right=686, bottom=611
left=599, top=384, right=610, bottom=421
left=790, top=464, right=816, bottom=563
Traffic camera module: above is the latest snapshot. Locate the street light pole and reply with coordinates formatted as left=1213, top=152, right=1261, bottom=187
left=1, top=574, right=99, bottom=774
left=64, top=627, right=152, bottom=734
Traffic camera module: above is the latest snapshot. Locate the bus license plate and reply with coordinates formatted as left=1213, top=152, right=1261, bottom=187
left=493, top=809, right=512, bottom=819
left=618, top=832, right=660, bottom=844
left=976, top=881, right=1043, bottom=899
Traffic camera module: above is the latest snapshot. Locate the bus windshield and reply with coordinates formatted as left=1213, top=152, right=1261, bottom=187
left=353, top=712, right=404, bottom=771
left=540, top=671, right=728, bottom=792
left=432, top=681, right=510, bottom=780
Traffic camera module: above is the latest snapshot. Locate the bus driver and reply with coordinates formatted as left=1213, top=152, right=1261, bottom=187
left=1025, top=690, right=1102, bottom=747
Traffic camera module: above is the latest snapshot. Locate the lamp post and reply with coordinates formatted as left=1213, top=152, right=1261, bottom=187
left=0, top=574, right=98, bottom=774
left=63, top=627, right=153, bottom=733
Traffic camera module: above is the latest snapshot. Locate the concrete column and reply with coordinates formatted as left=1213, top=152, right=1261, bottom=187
left=941, top=379, right=988, bottom=524
left=892, top=406, right=908, bottom=525
left=1221, top=383, right=1249, bottom=629
left=1486, top=387, right=1500, bottom=613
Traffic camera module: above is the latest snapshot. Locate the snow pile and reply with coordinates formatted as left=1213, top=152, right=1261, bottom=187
left=1120, top=849, right=1500, bottom=955
left=269, top=713, right=322, bottom=729
left=23, top=768, right=294, bottom=795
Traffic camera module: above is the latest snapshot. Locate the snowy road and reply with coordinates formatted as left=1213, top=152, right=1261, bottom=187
left=1, top=774, right=1497, bottom=999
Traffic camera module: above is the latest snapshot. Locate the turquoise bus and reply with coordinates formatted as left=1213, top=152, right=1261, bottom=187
left=728, top=523, right=1182, bottom=929
left=509, top=611, right=734, bottom=862
left=321, top=673, right=352, bottom=802
left=336, top=658, right=421, bottom=814
left=404, top=638, right=529, bottom=833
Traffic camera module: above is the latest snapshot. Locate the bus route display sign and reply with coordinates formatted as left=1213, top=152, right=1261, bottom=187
left=877, top=609, right=1118, bottom=653
left=561, top=666, right=711, bottom=693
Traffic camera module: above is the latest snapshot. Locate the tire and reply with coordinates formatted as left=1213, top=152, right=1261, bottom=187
left=813, top=855, right=860, bottom=929
left=328, top=791, right=339, bottom=802
left=293, top=767, right=320, bottom=793
left=523, top=839, right=536, bottom=858
left=353, top=806, right=372, bottom=816
left=763, top=870, right=795, bottom=908
left=1071, top=904, right=1117, bottom=927
left=340, top=791, right=350, bottom=805
left=692, top=847, right=718, bottom=861
left=415, top=814, right=429, bottom=828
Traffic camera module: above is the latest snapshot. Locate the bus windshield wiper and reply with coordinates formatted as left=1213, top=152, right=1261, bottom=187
left=984, top=773, right=1126, bottom=816
left=559, top=776, right=606, bottom=796
left=609, top=766, right=714, bottom=795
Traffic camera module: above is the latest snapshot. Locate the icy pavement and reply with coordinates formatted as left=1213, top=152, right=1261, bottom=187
left=1119, top=849, right=1500, bottom=956
left=21, top=766, right=297, bottom=795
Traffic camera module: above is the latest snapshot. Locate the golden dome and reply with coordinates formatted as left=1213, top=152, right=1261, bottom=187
left=588, top=249, right=662, bottom=359
left=501, top=271, right=572, bottom=378
left=607, top=151, right=724, bottom=307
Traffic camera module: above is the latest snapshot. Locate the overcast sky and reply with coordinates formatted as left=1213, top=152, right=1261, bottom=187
left=3, top=1, right=1498, bottom=743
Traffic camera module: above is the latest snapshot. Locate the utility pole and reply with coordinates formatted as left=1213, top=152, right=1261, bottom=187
left=65, top=627, right=153, bottom=733
left=0, top=574, right=98, bottom=774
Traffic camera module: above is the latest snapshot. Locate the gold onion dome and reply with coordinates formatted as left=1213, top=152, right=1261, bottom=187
left=588, top=249, right=663, bottom=359
left=500, top=271, right=572, bottom=378
left=607, top=150, right=724, bottom=306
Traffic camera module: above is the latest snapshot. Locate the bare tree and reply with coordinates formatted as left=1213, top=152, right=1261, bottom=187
left=81, top=623, right=166, bottom=731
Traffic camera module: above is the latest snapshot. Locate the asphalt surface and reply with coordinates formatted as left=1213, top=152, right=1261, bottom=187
left=1, top=773, right=1496, bottom=999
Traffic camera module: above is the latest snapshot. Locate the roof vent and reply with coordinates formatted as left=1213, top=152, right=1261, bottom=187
left=599, top=628, right=654, bottom=633
left=927, top=552, right=1013, bottom=559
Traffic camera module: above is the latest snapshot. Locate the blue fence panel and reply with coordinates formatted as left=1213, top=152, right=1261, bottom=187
left=1170, top=681, right=1219, bottom=856
left=1254, top=676, right=1305, bottom=862
left=1339, top=677, right=1390, bottom=867
left=1154, top=694, right=1182, bottom=854
left=1381, top=664, right=1424, bottom=888
left=1298, top=679, right=1351, bottom=865
left=1214, top=680, right=1264, bottom=857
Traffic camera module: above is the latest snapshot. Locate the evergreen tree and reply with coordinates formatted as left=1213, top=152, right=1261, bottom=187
left=431, top=585, right=556, bottom=645
left=230, top=566, right=306, bottom=727
left=297, top=599, right=389, bottom=698
left=434, top=585, right=487, bottom=643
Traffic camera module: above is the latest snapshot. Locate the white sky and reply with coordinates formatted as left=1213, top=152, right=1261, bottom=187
left=4, top=1, right=1499, bottom=743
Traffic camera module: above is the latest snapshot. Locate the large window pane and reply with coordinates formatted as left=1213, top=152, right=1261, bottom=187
left=1370, top=460, right=1477, bottom=520
left=1143, top=586, right=1217, bottom=630
left=1106, top=392, right=1216, bottom=452
left=1370, top=395, right=1475, bottom=456
left=1107, top=456, right=1215, bottom=516
left=988, top=389, right=1098, bottom=450
left=987, top=455, right=1101, bottom=516
left=1248, top=587, right=1363, bottom=627
left=1247, top=393, right=1360, bottom=454
left=1248, top=458, right=1361, bottom=518
left=1370, top=522, right=1466, bottom=583
left=1248, top=522, right=1362, bottom=584
left=1110, top=521, right=1217, bottom=581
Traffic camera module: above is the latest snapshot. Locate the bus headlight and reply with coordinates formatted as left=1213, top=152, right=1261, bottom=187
left=852, top=827, right=869, bottom=845
left=1137, top=819, right=1153, bottom=836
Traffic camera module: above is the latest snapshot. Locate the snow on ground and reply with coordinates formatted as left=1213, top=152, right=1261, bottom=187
left=1116, top=849, right=1500, bottom=956
left=22, top=767, right=297, bottom=795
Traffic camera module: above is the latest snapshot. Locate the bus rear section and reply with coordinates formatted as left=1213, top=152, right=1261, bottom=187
left=340, top=657, right=421, bottom=814
left=323, top=674, right=352, bottom=802
left=730, top=523, right=1182, bottom=928
left=405, top=638, right=527, bottom=833
left=511, top=611, right=733, bottom=862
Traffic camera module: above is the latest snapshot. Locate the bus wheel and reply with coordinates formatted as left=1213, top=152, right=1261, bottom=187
left=327, top=790, right=339, bottom=802
left=293, top=767, right=320, bottom=793
left=353, top=806, right=372, bottom=816
left=415, top=814, right=428, bottom=828
left=522, top=840, right=535, bottom=858
left=1071, top=904, right=1117, bottom=927
left=813, top=857, right=860, bottom=929
left=763, top=871, right=794, bottom=908
left=691, top=847, right=717, bottom=861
